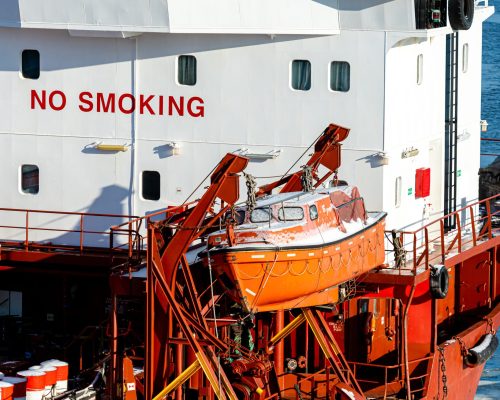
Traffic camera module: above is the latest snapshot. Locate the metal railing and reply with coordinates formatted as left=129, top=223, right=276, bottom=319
left=0, top=207, right=136, bottom=255
left=109, top=202, right=196, bottom=262
left=348, top=355, right=434, bottom=400
left=387, top=194, right=499, bottom=272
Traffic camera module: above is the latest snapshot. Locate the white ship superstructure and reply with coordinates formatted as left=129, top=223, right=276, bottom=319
left=0, top=0, right=494, bottom=244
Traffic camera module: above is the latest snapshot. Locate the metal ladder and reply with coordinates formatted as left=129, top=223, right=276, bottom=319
left=444, top=32, right=459, bottom=231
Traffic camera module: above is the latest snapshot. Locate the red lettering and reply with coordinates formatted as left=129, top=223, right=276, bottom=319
left=97, top=93, right=115, bottom=113
left=79, top=92, right=93, bottom=112
left=49, top=90, right=66, bottom=111
left=159, top=96, right=164, bottom=116
left=187, top=97, right=204, bottom=117
left=140, top=94, right=155, bottom=115
left=168, top=96, right=184, bottom=116
left=118, top=93, right=135, bottom=114
left=31, top=90, right=46, bottom=109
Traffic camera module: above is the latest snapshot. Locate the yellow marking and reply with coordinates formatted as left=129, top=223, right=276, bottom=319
left=251, top=254, right=265, bottom=259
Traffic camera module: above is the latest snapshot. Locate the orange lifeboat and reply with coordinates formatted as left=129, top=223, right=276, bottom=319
left=205, top=185, right=386, bottom=312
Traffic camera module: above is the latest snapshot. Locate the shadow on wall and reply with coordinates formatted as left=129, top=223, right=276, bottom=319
left=356, top=153, right=388, bottom=168
left=0, top=1, right=21, bottom=27
left=50, top=184, right=132, bottom=248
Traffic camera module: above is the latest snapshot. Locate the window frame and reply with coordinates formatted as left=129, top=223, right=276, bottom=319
left=417, top=54, right=424, bottom=85
left=309, top=204, right=319, bottom=221
left=141, top=170, right=161, bottom=201
left=462, top=43, right=469, bottom=73
left=177, top=55, right=197, bottom=86
left=20, top=164, right=40, bottom=195
left=21, top=49, right=40, bottom=80
left=329, top=61, right=351, bottom=92
left=290, top=59, right=312, bottom=91
left=250, top=207, right=272, bottom=223
left=278, top=206, right=305, bottom=222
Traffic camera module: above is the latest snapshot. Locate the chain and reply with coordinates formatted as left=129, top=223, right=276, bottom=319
left=438, top=346, right=448, bottom=399
left=453, top=336, right=469, bottom=357
left=486, top=317, right=496, bottom=335
left=301, top=165, right=314, bottom=192
left=243, top=173, right=257, bottom=213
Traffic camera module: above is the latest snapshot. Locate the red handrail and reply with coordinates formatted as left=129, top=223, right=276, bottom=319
left=387, top=194, right=499, bottom=271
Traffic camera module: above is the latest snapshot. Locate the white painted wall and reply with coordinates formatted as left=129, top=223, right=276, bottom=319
left=0, top=4, right=493, bottom=246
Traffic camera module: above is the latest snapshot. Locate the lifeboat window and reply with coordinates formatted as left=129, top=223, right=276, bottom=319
left=278, top=207, right=304, bottom=221
left=178, top=55, right=197, bottom=86
left=250, top=208, right=271, bottom=223
left=21, top=49, right=40, bottom=80
left=291, top=60, right=311, bottom=91
left=330, top=61, right=350, bottom=92
left=142, top=171, right=161, bottom=201
left=20, top=165, right=39, bottom=194
left=309, top=205, right=318, bottom=221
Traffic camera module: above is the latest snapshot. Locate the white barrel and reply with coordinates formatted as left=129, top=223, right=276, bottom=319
left=16, top=371, right=45, bottom=400
left=0, top=380, right=14, bottom=400
left=38, top=366, right=56, bottom=399
left=1, top=377, right=27, bottom=400
left=40, top=361, right=68, bottom=395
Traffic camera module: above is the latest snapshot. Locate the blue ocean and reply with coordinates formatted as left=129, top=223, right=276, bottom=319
left=476, top=3, right=499, bottom=400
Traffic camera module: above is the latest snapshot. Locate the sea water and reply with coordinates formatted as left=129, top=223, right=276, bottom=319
left=476, top=3, right=500, bottom=399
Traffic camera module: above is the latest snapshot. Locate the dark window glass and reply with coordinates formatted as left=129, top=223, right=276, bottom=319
left=21, top=165, right=39, bottom=194
left=178, top=55, right=197, bottom=86
left=22, top=50, right=40, bottom=79
left=309, top=204, right=318, bottom=220
left=142, top=171, right=160, bottom=201
left=291, top=60, right=311, bottom=91
left=330, top=61, right=350, bottom=92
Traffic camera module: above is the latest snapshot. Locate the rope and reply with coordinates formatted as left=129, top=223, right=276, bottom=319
left=244, top=173, right=257, bottom=213
left=301, top=165, right=314, bottom=192
left=279, top=128, right=326, bottom=181
left=251, top=249, right=279, bottom=312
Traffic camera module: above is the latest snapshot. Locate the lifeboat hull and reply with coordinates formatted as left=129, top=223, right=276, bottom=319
left=208, top=215, right=386, bottom=312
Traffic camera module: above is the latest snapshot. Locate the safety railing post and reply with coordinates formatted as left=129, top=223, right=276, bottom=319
left=470, top=206, right=477, bottom=246
left=456, top=213, right=462, bottom=252
left=25, top=211, right=29, bottom=250
left=413, top=233, right=417, bottom=273
left=486, top=199, right=492, bottom=239
left=80, top=215, right=84, bottom=254
left=439, top=220, right=445, bottom=263
left=424, top=228, right=429, bottom=269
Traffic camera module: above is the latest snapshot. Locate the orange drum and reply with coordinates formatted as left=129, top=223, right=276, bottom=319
left=40, top=360, right=68, bottom=395
left=0, top=381, right=14, bottom=400
left=1, top=377, right=26, bottom=400
left=17, top=371, right=46, bottom=400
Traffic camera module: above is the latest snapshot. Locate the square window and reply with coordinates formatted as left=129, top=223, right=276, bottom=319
left=142, top=171, right=160, bottom=201
left=22, top=50, right=40, bottom=80
left=330, top=61, right=350, bottom=92
left=178, top=55, right=197, bottom=86
left=291, top=60, right=311, bottom=91
left=21, top=165, right=39, bottom=194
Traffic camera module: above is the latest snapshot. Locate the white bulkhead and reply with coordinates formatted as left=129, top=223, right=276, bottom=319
left=0, top=0, right=494, bottom=245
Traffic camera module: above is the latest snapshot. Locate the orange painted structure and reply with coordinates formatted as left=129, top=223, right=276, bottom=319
left=0, top=125, right=498, bottom=400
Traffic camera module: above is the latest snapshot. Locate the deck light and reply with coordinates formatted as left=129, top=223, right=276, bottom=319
left=95, top=143, right=130, bottom=152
